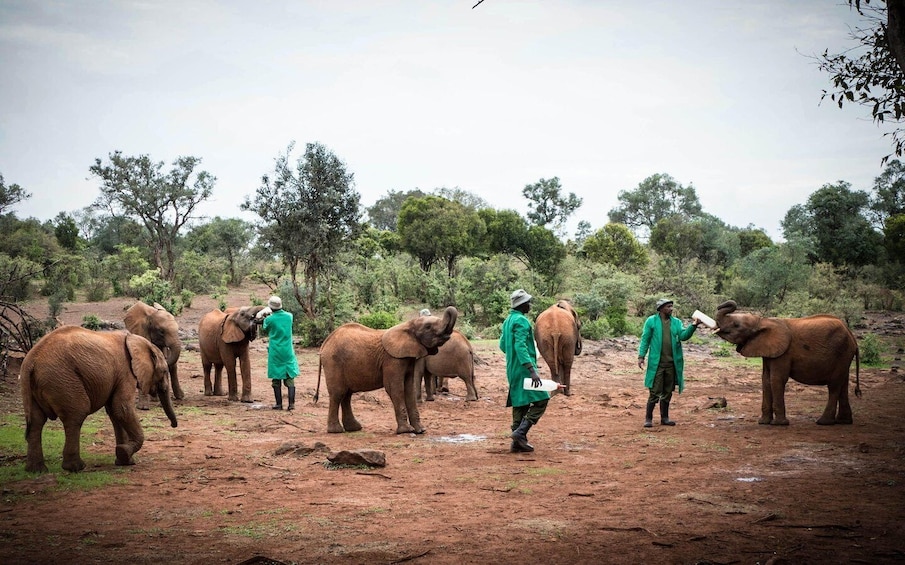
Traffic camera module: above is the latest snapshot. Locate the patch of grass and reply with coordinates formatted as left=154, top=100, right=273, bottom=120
left=697, top=441, right=731, bottom=453
left=526, top=467, right=563, bottom=477
left=0, top=413, right=128, bottom=492
left=322, top=462, right=374, bottom=471
left=220, top=519, right=297, bottom=539
left=359, top=506, right=389, bottom=515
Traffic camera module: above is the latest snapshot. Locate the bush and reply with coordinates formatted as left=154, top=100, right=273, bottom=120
left=358, top=311, right=399, bottom=330
left=581, top=318, right=610, bottom=340
left=859, top=333, right=883, bottom=366
left=82, top=314, right=103, bottom=330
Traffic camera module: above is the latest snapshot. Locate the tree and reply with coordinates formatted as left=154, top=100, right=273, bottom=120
left=521, top=225, right=567, bottom=294
left=884, top=213, right=905, bottom=259
left=782, top=181, right=884, bottom=267
left=522, top=177, right=582, bottom=235
left=477, top=208, right=528, bottom=256
left=649, top=216, right=705, bottom=267
left=243, top=142, right=361, bottom=320
left=869, top=158, right=905, bottom=227
left=818, top=1, right=905, bottom=161
left=581, top=223, right=647, bottom=269
left=608, top=173, right=703, bottom=240
left=366, top=189, right=426, bottom=231
left=185, top=217, right=255, bottom=285
left=397, top=195, right=486, bottom=276
left=0, top=173, right=31, bottom=214
left=89, top=152, right=214, bottom=281
left=53, top=212, right=79, bottom=251
left=738, top=226, right=774, bottom=257
left=726, top=242, right=812, bottom=313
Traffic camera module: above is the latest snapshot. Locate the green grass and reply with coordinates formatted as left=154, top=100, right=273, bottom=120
left=220, top=519, right=297, bottom=539
left=0, top=412, right=129, bottom=493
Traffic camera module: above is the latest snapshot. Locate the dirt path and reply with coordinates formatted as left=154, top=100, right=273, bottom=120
left=1, top=293, right=903, bottom=564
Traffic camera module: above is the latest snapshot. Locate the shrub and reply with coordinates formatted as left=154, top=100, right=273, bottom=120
left=859, top=333, right=883, bottom=366
left=580, top=318, right=610, bottom=340
left=82, top=314, right=103, bottom=330
left=180, top=289, right=195, bottom=309
left=358, top=311, right=399, bottom=330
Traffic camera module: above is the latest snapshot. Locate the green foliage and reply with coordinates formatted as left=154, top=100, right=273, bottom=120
left=128, top=270, right=184, bottom=316
left=183, top=217, right=254, bottom=285
left=358, top=311, right=399, bottom=329
left=181, top=289, right=195, bottom=308
left=608, top=173, right=703, bottom=239
left=366, top=188, right=426, bottom=231
left=580, top=318, right=610, bottom=340
left=82, top=314, right=103, bottom=330
left=0, top=172, right=32, bottom=214
left=172, top=250, right=226, bottom=294
left=53, top=212, right=80, bottom=251
left=725, top=242, right=811, bottom=314
left=521, top=176, right=582, bottom=235
left=242, top=141, right=361, bottom=319
left=0, top=215, right=61, bottom=264
left=397, top=195, right=485, bottom=275
left=521, top=225, right=566, bottom=294
left=859, top=333, right=883, bottom=365
left=581, top=223, right=647, bottom=269
left=0, top=253, right=41, bottom=300
left=102, top=245, right=151, bottom=296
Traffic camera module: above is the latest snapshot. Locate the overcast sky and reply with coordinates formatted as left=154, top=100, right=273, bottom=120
left=0, top=0, right=896, bottom=240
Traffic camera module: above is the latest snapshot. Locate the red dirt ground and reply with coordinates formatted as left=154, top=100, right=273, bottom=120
left=1, top=286, right=904, bottom=565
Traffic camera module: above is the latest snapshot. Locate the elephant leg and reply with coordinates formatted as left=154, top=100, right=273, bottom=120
left=438, top=376, right=448, bottom=393
left=818, top=378, right=846, bottom=425
left=403, top=373, right=425, bottom=434
left=424, top=373, right=435, bottom=402
left=326, top=391, right=345, bottom=433
left=225, top=364, right=239, bottom=402
left=340, top=393, right=362, bottom=432
left=106, top=400, right=144, bottom=466
left=835, top=377, right=854, bottom=424
left=770, top=372, right=790, bottom=426
left=385, top=376, right=417, bottom=434
left=238, top=354, right=253, bottom=403
left=464, top=373, right=478, bottom=401
left=136, top=391, right=151, bottom=410
left=561, top=365, right=572, bottom=397
left=759, top=365, right=774, bottom=425
left=61, top=416, right=88, bottom=472
left=203, top=361, right=214, bottom=396
left=24, top=408, right=48, bottom=473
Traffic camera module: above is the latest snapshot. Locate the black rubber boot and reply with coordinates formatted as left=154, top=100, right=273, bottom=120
left=660, top=400, right=675, bottom=426
left=272, top=386, right=282, bottom=410
left=287, top=386, right=296, bottom=411
left=510, top=418, right=534, bottom=452
left=644, top=401, right=656, bottom=428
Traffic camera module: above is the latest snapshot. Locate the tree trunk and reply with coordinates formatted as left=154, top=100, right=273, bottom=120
left=888, top=0, right=905, bottom=75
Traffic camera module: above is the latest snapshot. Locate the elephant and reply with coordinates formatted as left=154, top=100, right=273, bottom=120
left=714, top=300, right=861, bottom=426
left=534, top=299, right=582, bottom=396
left=19, top=325, right=178, bottom=473
left=124, top=301, right=183, bottom=409
left=415, top=329, right=478, bottom=402
left=198, top=305, right=266, bottom=403
left=314, top=306, right=458, bottom=434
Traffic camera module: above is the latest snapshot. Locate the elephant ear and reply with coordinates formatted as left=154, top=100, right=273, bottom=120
left=382, top=324, right=427, bottom=360
left=738, top=319, right=792, bottom=359
left=125, top=334, right=157, bottom=395
left=222, top=314, right=247, bottom=343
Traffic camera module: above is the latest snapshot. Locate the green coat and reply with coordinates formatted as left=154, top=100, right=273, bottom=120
left=499, top=309, right=550, bottom=407
left=638, top=313, right=696, bottom=393
left=262, top=309, right=300, bottom=380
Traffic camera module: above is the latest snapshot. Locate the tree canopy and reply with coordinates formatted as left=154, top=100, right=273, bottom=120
left=397, top=195, right=485, bottom=276
left=608, top=173, right=703, bottom=240
left=89, top=152, right=214, bottom=281
left=0, top=173, right=31, bottom=215
left=522, top=177, right=582, bottom=234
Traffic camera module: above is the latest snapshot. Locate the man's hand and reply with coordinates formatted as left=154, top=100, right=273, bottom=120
left=528, top=366, right=542, bottom=388
left=637, top=356, right=644, bottom=369
left=255, top=306, right=272, bottom=321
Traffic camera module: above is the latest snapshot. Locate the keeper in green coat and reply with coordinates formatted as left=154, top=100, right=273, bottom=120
left=256, top=295, right=300, bottom=411
left=637, top=298, right=701, bottom=428
left=499, top=288, right=561, bottom=453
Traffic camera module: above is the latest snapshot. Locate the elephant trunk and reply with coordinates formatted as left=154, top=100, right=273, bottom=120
left=716, top=300, right=737, bottom=316
left=442, top=306, right=458, bottom=334
left=158, top=383, right=178, bottom=428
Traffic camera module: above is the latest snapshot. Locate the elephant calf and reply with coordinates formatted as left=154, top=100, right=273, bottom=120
left=20, top=326, right=178, bottom=473
left=315, top=306, right=458, bottom=434
left=534, top=300, right=582, bottom=396
left=415, top=330, right=478, bottom=402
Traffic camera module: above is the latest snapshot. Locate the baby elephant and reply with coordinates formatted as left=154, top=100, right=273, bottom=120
left=20, top=326, right=178, bottom=473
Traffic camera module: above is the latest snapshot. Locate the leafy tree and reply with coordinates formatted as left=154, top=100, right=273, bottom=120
left=782, top=181, right=884, bottom=267
left=89, top=152, right=214, bottom=280
left=726, top=242, right=812, bottom=313
left=243, top=141, right=361, bottom=321
left=885, top=213, right=905, bottom=259
left=53, top=212, right=80, bottom=251
left=738, top=226, right=774, bottom=257
left=522, top=177, right=582, bottom=234
left=869, top=158, right=905, bottom=227
left=478, top=208, right=529, bottom=257
left=366, top=189, right=426, bottom=231
left=581, top=223, right=647, bottom=269
left=817, top=1, right=905, bottom=161
left=521, top=225, right=566, bottom=294
left=185, top=217, right=254, bottom=285
left=608, top=173, right=703, bottom=240
left=0, top=215, right=61, bottom=265
left=397, top=195, right=486, bottom=276
left=434, top=187, right=490, bottom=210
left=649, top=216, right=704, bottom=266
left=102, top=245, right=151, bottom=296
left=0, top=173, right=31, bottom=214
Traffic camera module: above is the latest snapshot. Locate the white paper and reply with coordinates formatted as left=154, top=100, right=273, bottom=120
left=523, top=378, right=561, bottom=392
left=692, top=310, right=717, bottom=329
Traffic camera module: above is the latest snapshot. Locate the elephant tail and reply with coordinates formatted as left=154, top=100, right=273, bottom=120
left=314, top=357, right=323, bottom=404
left=551, top=332, right=562, bottom=382
left=854, top=345, right=862, bottom=398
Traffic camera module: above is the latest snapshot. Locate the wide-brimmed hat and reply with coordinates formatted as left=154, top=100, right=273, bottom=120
left=655, top=298, right=673, bottom=311
left=510, top=289, right=532, bottom=308
left=268, top=296, right=283, bottom=310
left=419, top=308, right=431, bottom=316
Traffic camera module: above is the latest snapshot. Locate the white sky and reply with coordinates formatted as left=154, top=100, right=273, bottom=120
left=0, top=0, right=896, bottom=240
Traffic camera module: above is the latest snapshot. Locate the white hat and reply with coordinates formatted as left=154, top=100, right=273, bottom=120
left=419, top=308, right=431, bottom=316
left=268, top=296, right=282, bottom=310
left=510, top=289, right=532, bottom=308
left=655, top=298, right=673, bottom=311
